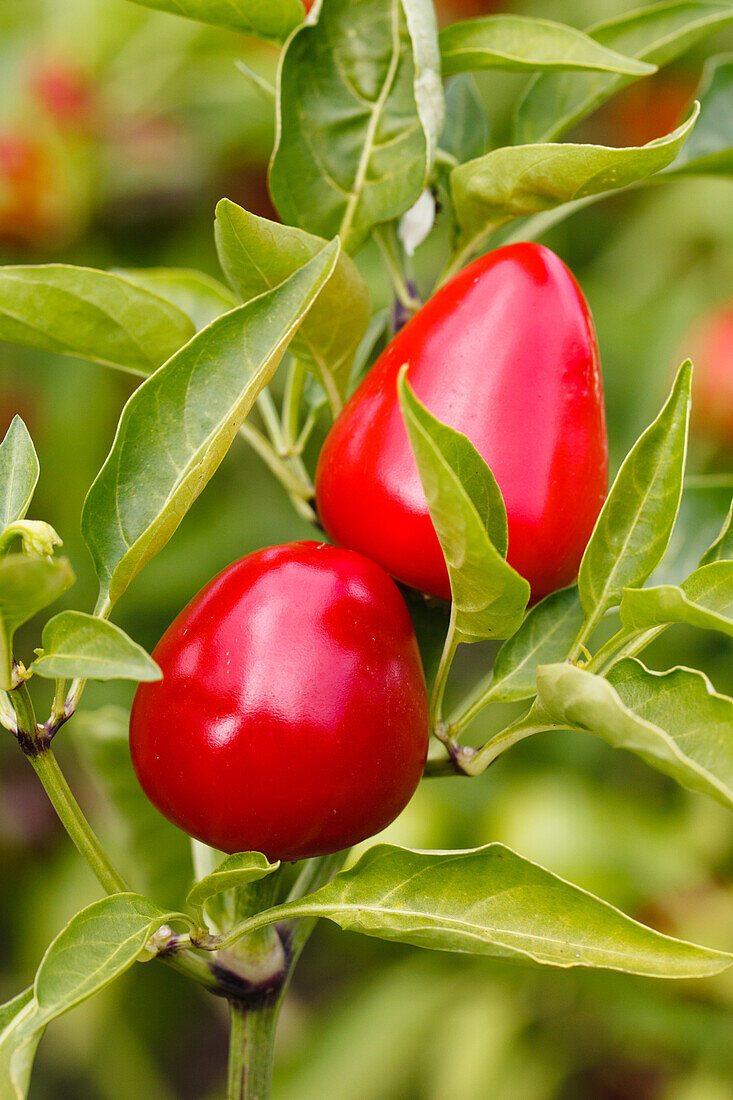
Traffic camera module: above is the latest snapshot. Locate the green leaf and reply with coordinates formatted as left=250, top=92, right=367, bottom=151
left=81, top=240, right=339, bottom=612
left=577, top=362, right=691, bottom=625
left=0, top=556, right=75, bottom=690
left=115, top=268, right=238, bottom=331
left=619, top=561, right=733, bottom=638
left=272, top=842, right=732, bottom=976
left=0, top=989, right=40, bottom=1100
left=69, top=708, right=193, bottom=906
left=536, top=659, right=733, bottom=812
left=0, top=521, right=61, bottom=559
left=441, top=75, right=491, bottom=165
left=669, top=54, right=733, bottom=175
left=515, top=0, right=733, bottom=144
left=270, top=0, right=444, bottom=252
left=398, top=372, right=529, bottom=642
left=439, top=14, right=656, bottom=77
left=0, top=266, right=196, bottom=377
left=31, top=611, right=161, bottom=682
left=0, top=418, right=38, bottom=532
left=187, top=852, right=280, bottom=914
left=700, top=495, right=733, bottom=564
left=125, top=0, right=304, bottom=42
left=451, top=108, right=698, bottom=251
left=215, top=199, right=370, bottom=407
left=489, top=587, right=585, bottom=702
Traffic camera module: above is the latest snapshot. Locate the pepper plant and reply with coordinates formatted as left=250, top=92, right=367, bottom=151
left=2, top=1, right=733, bottom=1097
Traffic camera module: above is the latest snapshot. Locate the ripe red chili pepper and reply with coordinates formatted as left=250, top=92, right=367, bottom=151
left=130, top=542, right=429, bottom=861
left=315, top=242, right=608, bottom=603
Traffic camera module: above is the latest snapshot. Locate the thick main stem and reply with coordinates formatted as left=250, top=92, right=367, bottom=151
left=227, top=1000, right=280, bottom=1100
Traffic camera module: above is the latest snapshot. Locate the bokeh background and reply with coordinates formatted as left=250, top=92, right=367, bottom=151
left=1, top=0, right=733, bottom=1096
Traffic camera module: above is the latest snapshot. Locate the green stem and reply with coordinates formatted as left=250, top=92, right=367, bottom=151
left=227, top=1000, right=279, bottom=1100
left=28, top=747, right=130, bottom=893
left=430, top=610, right=459, bottom=739
left=586, top=625, right=666, bottom=675
left=462, top=716, right=561, bottom=776
left=256, top=390, right=288, bottom=455
left=239, top=423, right=316, bottom=524
left=446, top=670, right=501, bottom=737
left=282, top=360, right=306, bottom=450
left=374, top=226, right=420, bottom=312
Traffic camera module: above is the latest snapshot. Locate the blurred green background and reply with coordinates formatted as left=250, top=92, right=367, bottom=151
left=1, top=0, right=733, bottom=1096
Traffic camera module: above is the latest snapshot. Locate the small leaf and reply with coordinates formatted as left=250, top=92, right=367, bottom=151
left=440, top=14, right=656, bottom=77
left=187, top=852, right=280, bottom=913
left=81, top=241, right=339, bottom=612
left=578, top=362, right=691, bottom=624
left=125, top=0, right=304, bottom=42
left=273, top=842, right=731, bottom=976
left=619, top=561, right=733, bottom=639
left=270, top=0, right=444, bottom=252
left=0, top=418, right=38, bottom=532
left=69, top=708, right=193, bottom=906
left=0, top=556, right=75, bottom=690
left=536, top=659, right=733, bottom=811
left=0, top=989, right=41, bottom=1100
left=667, top=54, right=733, bottom=176
left=489, top=586, right=585, bottom=702
left=398, top=372, right=529, bottom=642
left=0, top=266, right=196, bottom=377
left=451, top=109, right=698, bottom=250
left=215, top=200, right=370, bottom=406
left=115, top=268, right=238, bottom=331
left=440, top=75, right=491, bottom=164
left=700, top=495, right=733, bottom=564
left=515, top=1, right=733, bottom=144
left=0, top=521, right=62, bottom=559
left=31, top=611, right=161, bottom=682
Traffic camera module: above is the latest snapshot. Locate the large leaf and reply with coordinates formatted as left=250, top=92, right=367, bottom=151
left=69, top=708, right=193, bottom=906
left=440, top=14, right=656, bottom=77
left=577, top=362, right=691, bottom=625
left=115, top=268, right=238, bottom=331
left=31, top=611, right=161, bottom=682
left=398, top=373, right=529, bottom=643
left=264, top=843, right=732, bottom=976
left=537, top=659, right=733, bottom=811
left=125, top=0, right=304, bottom=42
left=187, top=852, right=280, bottom=915
left=451, top=109, right=697, bottom=251
left=440, top=75, right=491, bottom=164
left=515, top=1, right=733, bottom=144
left=0, top=266, right=195, bottom=377
left=668, top=53, right=733, bottom=175
left=81, top=241, right=339, bottom=612
left=489, top=587, right=585, bottom=702
left=270, top=0, right=443, bottom=252
left=0, top=556, right=75, bottom=689
left=215, top=200, right=370, bottom=407
left=0, top=418, right=38, bottom=533
left=0, top=989, right=40, bottom=1100
left=619, top=560, right=733, bottom=638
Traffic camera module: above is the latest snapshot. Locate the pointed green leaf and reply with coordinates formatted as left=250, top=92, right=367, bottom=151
left=515, top=1, right=733, bottom=144
left=31, top=611, right=161, bottom=682
left=187, top=852, right=280, bottom=913
left=578, top=362, right=691, bottom=622
left=0, top=418, right=38, bottom=533
left=441, top=75, right=491, bottom=164
left=270, top=0, right=444, bottom=252
left=0, top=556, right=75, bottom=690
left=440, top=14, right=656, bottom=77
left=0, top=266, right=196, bottom=377
left=398, top=372, right=529, bottom=642
left=537, top=659, right=733, bottom=811
left=620, top=560, right=733, bottom=639
left=489, top=586, right=585, bottom=702
left=70, top=708, right=193, bottom=906
left=115, top=268, right=238, bottom=331
left=125, top=0, right=304, bottom=42
left=670, top=54, right=733, bottom=175
left=81, top=241, right=340, bottom=612
left=451, top=108, right=698, bottom=251
left=215, top=200, right=370, bottom=406
left=269, top=842, right=731, bottom=976
left=700, top=495, right=733, bottom=564
left=0, top=989, right=40, bottom=1100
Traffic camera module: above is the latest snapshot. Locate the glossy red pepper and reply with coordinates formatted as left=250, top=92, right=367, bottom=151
left=130, top=542, right=429, bottom=861
left=315, top=242, right=608, bottom=603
